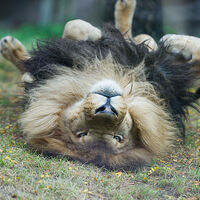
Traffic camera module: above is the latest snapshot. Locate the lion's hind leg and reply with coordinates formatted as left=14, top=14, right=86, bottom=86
left=115, top=0, right=158, bottom=52
left=115, top=0, right=136, bottom=39
left=0, top=36, right=29, bottom=72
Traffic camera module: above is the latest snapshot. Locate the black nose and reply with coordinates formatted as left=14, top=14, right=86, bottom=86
left=95, top=98, right=118, bottom=116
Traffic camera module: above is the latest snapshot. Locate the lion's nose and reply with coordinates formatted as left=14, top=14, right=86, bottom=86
left=95, top=98, right=118, bottom=116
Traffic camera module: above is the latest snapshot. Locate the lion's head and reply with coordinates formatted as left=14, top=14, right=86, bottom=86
left=21, top=58, right=175, bottom=170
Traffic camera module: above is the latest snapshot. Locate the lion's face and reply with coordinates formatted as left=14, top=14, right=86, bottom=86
left=54, top=79, right=155, bottom=169
left=21, top=61, right=175, bottom=169
left=61, top=80, right=135, bottom=154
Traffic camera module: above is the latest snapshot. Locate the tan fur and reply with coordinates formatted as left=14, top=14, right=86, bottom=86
left=20, top=56, right=176, bottom=166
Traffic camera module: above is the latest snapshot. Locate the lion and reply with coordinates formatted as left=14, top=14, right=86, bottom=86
left=0, top=0, right=199, bottom=170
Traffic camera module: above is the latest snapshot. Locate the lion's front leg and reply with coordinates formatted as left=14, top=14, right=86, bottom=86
left=0, top=36, right=29, bottom=72
left=115, top=0, right=136, bottom=39
left=160, top=34, right=200, bottom=63
left=160, top=34, right=200, bottom=88
left=0, top=36, right=34, bottom=83
left=62, top=19, right=102, bottom=41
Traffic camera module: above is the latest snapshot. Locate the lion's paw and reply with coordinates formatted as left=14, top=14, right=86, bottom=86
left=0, top=36, right=29, bottom=71
left=63, top=19, right=101, bottom=41
left=160, top=34, right=200, bottom=62
left=0, top=36, right=14, bottom=61
left=0, top=36, right=27, bottom=62
left=116, top=0, right=136, bottom=10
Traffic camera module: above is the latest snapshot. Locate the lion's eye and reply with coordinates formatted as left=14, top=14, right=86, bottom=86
left=114, top=135, right=123, bottom=142
left=77, top=132, right=88, bottom=138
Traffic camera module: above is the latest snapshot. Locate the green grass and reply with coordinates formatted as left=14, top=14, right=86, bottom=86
left=0, top=30, right=199, bottom=199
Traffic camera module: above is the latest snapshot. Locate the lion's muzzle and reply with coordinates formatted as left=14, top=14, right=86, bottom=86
left=84, top=80, right=127, bottom=130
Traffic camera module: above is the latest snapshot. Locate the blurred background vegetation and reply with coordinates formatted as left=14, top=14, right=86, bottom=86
left=0, top=0, right=200, bottom=48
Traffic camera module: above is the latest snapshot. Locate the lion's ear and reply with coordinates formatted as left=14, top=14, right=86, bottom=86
left=129, top=97, right=175, bottom=155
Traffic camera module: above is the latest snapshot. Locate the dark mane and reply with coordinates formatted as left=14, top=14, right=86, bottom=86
left=145, top=50, right=200, bottom=135
left=24, top=24, right=200, bottom=136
